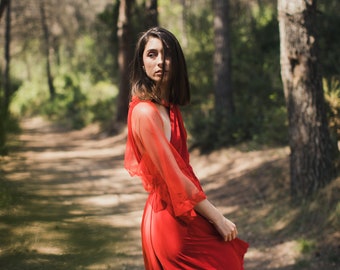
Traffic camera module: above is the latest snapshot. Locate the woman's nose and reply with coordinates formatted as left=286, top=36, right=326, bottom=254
left=157, top=55, right=164, bottom=65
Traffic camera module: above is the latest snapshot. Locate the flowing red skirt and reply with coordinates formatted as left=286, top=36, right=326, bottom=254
left=141, top=193, right=249, bottom=270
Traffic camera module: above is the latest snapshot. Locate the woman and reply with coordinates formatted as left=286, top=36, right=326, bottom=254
left=125, top=27, right=248, bottom=269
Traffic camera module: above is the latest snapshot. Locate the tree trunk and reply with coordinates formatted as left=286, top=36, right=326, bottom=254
left=145, top=0, right=158, bottom=29
left=40, top=0, right=56, bottom=100
left=0, top=0, right=10, bottom=154
left=2, top=0, right=10, bottom=113
left=278, top=0, right=337, bottom=197
left=116, top=0, right=134, bottom=123
left=179, top=0, right=188, bottom=48
left=213, top=0, right=234, bottom=118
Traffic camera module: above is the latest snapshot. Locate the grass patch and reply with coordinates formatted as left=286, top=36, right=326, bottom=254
left=297, top=238, right=316, bottom=254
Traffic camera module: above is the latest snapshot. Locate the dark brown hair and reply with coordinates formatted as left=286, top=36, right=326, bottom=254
left=130, top=27, right=190, bottom=105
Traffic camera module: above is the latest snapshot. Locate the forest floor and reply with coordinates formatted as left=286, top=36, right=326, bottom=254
left=0, top=117, right=339, bottom=270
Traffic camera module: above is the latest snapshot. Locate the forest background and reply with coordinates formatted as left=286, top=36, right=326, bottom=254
left=0, top=0, right=340, bottom=269
left=0, top=0, right=339, bottom=152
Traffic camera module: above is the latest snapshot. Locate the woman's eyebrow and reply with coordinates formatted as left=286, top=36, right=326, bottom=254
left=145, top=48, right=159, bottom=53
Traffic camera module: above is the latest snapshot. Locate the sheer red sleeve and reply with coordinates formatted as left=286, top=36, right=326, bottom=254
left=125, top=101, right=206, bottom=217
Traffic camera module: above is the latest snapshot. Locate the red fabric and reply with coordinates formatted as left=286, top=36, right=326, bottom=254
left=125, top=97, right=249, bottom=269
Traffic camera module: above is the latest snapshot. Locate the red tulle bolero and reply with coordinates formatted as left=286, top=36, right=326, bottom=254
left=124, top=97, right=206, bottom=218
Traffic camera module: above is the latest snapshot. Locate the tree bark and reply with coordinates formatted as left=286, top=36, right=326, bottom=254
left=145, top=0, right=158, bottom=29
left=213, top=0, right=234, bottom=118
left=2, top=0, right=10, bottom=114
left=0, top=0, right=10, bottom=154
left=40, top=0, right=56, bottom=99
left=116, top=0, right=134, bottom=123
left=278, top=0, right=337, bottom=197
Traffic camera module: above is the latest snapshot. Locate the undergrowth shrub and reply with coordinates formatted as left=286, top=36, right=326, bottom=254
left=187, top=103, right=288, bottom=153
left=323, top=76, right=340, bottom=141
left=90, top=97, right=117, bottom=130
left=40, top=75, right=89, bottom=129
left=11, top=70, right=118, bottom=131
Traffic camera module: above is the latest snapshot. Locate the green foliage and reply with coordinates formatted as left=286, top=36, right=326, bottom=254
left=182, top=1, right=287, bottom=151
left=0, top=75, right=22, bottom=155
left=186, top=108, right=218, bottom=152
left=185, top=3, right=214, bottom=105
left=297, top=238, right=316, bottom=254
left=318, top=0, right=340, bottom=78
left=159, top=0, right=186, bottom=36
left=94, top=3, right=120, bottom=83
left=4, top=0, right=340, bottom=150
left=90, top=98, right=117, bottom=130
left=7, top=0, right=123, bottom=130
left=97, top=1, right=145, bottom=83
left=10, top=79, right=48, bottom=116
left=58, top=33, right=116, bottom=84
left=11, top=67, right=118, bottom=130
left=323, top=76, right=340, bottom=141
left=42, top=74, right=89, bottom=129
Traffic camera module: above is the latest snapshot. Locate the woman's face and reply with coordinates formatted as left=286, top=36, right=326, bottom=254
left=142, top=37, right=170, bottom=84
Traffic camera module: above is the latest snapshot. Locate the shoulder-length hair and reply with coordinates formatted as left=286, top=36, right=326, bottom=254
left=130, top=27, right=190, bottom=106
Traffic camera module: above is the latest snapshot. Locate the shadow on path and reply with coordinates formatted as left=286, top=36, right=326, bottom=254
left=1, top=117, right=339, bottom=270
left=0, top=118, right=146, bottom=270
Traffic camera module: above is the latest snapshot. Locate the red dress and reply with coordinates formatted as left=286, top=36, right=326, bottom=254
left=125, top=97, right=248, bottom=269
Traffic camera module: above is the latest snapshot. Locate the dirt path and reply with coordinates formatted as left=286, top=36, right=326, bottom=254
left=0, top=117, right=338, bottom=269
left=1, top=118, right=146, bottom=269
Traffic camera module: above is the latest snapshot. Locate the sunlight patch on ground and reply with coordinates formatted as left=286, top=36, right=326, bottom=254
left=32, top=246, right=64, bottom=255
left=272, top=208, right=299, bottom=232
left=7, top=222, right=67, bottom=255
left=73, top=193, right=146, bottom=208
left=192, top=147, right=289, bottom=183
left=245, top=240, right=299, bottom=269
left=84, top=211, right=144, bottom=228
left=22, top=148, right=123, bottom=160
left=5, top=171, right=32, bottom=181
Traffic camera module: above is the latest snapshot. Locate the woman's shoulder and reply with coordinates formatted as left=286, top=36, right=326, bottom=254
left=131, top=99, right=159, bottom=120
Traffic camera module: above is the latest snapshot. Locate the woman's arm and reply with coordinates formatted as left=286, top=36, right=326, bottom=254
left=194, top=199, right=238, bottom=242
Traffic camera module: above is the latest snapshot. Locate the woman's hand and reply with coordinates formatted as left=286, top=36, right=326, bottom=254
left=212, top=215, right=238, bottom=242
left=194, top=199, right=238, bottom=241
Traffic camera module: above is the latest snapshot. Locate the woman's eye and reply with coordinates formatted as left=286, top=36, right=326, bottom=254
left=147, top=51, right=158, bottom=58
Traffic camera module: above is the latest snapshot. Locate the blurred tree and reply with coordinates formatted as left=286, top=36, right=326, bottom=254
left=0, top=0, right=338, bottom=148
left=2, top=0, right=10, bottom=113
left=0, top=0, right=10, bottom=154
left=0, top=0, right=8, bottom=21
left=213, top=0, right=235, bottom=119
left=39, top=0, right=56, bottom=99
left=229, top=1, right=286, bottom=145
left=145, top=0, right=158, bottom=28
left=213, top=0, right=234, bottom=118
left=116, top=0, right=135, bottom=123
left=278, top=0, right=337, bottom=197
left=96, top=2, right=120, bottom=82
